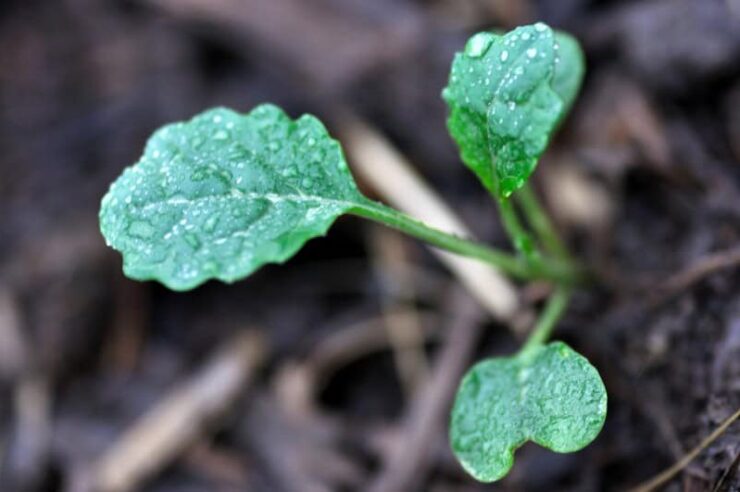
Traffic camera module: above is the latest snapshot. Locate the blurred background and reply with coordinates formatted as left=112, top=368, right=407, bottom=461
left=1, top=0, right=740, bottom=491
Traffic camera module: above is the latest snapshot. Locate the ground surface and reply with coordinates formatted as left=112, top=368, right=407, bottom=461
left=1, top=0, right=739, bottom=491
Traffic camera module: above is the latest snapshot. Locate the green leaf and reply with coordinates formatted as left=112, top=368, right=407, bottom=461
left=99, top=104, right=370, bottom=290
left=442, top=23, right=585, bottom=199
left=552, top=32, right=586, bottom=121
left=450, top=341, right=607, bottom=482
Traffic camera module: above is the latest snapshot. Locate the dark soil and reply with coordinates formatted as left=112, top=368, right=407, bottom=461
left=1, top=0, right=739, bottom=491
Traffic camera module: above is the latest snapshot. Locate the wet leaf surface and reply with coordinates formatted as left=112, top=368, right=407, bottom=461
left=443, top=24, right=584, bottom=198
left=100, top=105, right=369, bottom=290
left=450, top=341, right=607, bottom=482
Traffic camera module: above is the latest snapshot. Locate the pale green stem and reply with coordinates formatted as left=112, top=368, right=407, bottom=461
left=520, top=286, right=572, bottom=355
left=350, top=200, right=582, bottom=285
left=515, top=183, right=570, bottom=261
left=497, top=197, right=540, bottom=264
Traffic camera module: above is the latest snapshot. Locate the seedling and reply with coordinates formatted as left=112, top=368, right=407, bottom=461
left=99, top=23, right=606, bottom=483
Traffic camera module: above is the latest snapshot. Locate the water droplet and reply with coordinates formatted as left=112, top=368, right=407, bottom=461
left=535, top=22, right=548, bottom=32
left=465, top=33, right=494, bottom=58
left=129, top=221, right=155, bottom=238
left=527, top=48, right=537, bottom=59
left=301, top=178, right=313, bottom=188
left=213, top=130, right=230, bottom=141
left=500, top=50, right=509, bottom=62
left=521, top=32, right=531, bottom=41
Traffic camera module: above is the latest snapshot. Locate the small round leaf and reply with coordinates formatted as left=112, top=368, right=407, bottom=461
left=450, top=341, right=607, bottom=482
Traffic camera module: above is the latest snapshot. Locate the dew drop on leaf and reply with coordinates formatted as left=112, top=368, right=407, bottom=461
left=465, top=32, right=495, bottom=58
left=99, top=104, right=378, bottom=291
left=128, top=220, right=155, bottom=238
left=442, top=23, right=585, bottom=199
left=213, top=129, right=230, bottom=141
left=450, top=342, right=607, bottom=483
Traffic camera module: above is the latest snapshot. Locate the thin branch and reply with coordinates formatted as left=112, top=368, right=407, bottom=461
left=367, top=290, right=484, bottom=492
left=657, top=247, right=740, bottom=303
left=93, top=330, right=266, bottom=492
left=628, top=407, right=740, bottom=492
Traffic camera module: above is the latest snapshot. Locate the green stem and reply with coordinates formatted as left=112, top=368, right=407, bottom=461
left=520, top=287, right=572, bottom=355
left=515, top=183, right=570, bottom=261
left=497, top=197, right=539, bottom=263
left=351, top=200, right=582, bottom=285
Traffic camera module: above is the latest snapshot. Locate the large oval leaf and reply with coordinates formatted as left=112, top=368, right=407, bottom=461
left=450, top=341, right=606, bottom=482
left=442, top=23, right=585, bottom=199
left=99, top=105, right=369, bottom=290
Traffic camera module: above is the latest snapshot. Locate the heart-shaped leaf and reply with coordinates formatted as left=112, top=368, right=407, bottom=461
left=99, top=104, right=373, bottom=290
left=450, top=341, right=606, bottom=482
left=442, top=24, right=584, bottom=199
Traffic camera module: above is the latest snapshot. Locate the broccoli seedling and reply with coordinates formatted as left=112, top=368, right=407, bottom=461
left=442, top=23, right=605, bottom=482
left=99, top=22, right=606, bottom=483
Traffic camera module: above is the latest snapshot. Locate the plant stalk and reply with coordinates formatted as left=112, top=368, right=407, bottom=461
left=351, top=201, right=582, bottom=285
left=515, top=183, right=570, bottom=261
left=497, top=197, right=539, bottom=264
left=520, top=286, right=572, bottom=354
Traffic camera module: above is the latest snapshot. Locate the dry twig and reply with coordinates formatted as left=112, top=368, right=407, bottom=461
left=371, top=227, right=430, bottom=397
left=242, top=394, right=364, bottom=492
left=368, top=290, right=484, bottom=492
left=659, top=247, right=740, bottom=301
left=711, top=447, right=740, bottom=492
left=0, top=287, right=53, bottom=491
left=93, top=330, right=266, bottom=492
left=629, top=407, right=740, bottom=492
left=306, top=310, right=441, bottom=388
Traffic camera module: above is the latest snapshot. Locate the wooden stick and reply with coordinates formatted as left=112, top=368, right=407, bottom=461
left=659, top=247, right=740, bottom=301
left=628, top=407, right=740, bottom=492
left=94, top=330, right=266, bottom=492
left=367, top=290, right=483, bottom=492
